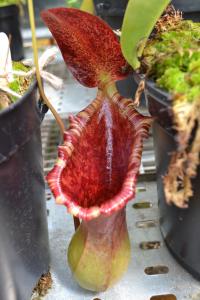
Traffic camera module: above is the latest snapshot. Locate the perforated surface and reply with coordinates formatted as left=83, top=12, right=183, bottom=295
left=40, top=182, right=200, bottom=300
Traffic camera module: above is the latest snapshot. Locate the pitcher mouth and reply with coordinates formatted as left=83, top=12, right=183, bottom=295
left=47, top=91, right=151, bottom=221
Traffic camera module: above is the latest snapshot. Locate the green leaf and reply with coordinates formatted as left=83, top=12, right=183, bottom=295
left=0, top=0, right=25, bottom=7
left=66, top=0, right=82, bottom=8
left=121, top=0, right=171, bottom=70
left=80, top=0, right=95, bottom=14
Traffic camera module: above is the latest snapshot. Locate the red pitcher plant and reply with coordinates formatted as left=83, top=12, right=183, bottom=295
left=42, top=8, right=151, bottom=292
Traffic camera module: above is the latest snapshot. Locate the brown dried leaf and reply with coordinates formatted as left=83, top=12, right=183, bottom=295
left=32, top=271, right=52, bottom=298
left=0, top=91, right=10, bottom=110
left=155, top=5, right=182, bottom=33
left=163, top=97, right=200, bottom=208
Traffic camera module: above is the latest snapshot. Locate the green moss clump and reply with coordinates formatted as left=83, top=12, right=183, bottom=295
left=142, top=20, right=200, bottom=102
left=0, top=62, right=34, bottom=111
left=157, top=67, right=189, bottom=94
left=13, top=61, right=31, bottom=73
left=0, top=0, right=24, bottom=8
left=8, top=62, right=33, bottom=103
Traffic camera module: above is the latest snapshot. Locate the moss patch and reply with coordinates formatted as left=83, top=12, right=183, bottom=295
left=141, top=9, right=200, bottom=208
left=9, top=62, right=33, bottom=99
left=141, top=18, right=200, bottom=102
left=0, top=62, right=33, bottom=111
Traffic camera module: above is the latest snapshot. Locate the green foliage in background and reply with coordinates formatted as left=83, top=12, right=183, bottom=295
left=0, top=0, right=25, bottom=7
left=66, top=0, right=82, bottom=9
left=8, top=62, right=32, bottom=98
left=143, top=21, right=200, bottom=102
left=65, top=0, right=94, bottom=14
left=121, top=0, right=170, bottom=70
left=0, top=62, right=33, bottom=110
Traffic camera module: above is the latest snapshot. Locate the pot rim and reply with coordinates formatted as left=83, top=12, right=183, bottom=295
left=0, top=4, right=19, bottom=18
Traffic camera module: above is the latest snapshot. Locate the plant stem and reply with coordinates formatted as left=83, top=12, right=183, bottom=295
left=27, top=0, right=80, bottom=230
left=27, top=0, right=65, bottom=136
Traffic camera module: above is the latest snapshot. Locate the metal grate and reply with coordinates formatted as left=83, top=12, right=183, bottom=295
left=42, top=119, right=60, bottom=176
left=40, top=114, right=200, bottom=298
left=41, top=182, right=200, bottom=300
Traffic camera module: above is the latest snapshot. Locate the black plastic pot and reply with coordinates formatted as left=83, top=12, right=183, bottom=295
left=0, top=82, right=50, bottom=300
left=94, top=0, right=128, bottom=29
left=116, top=74, right=137, bottom=99
left=145, top=79, right=200, bottom=280
left=0, top=5, right=24, bottom=61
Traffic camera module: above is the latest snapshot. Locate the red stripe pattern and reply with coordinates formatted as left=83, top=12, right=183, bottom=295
left=47, top=91, right=151, bottom=220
